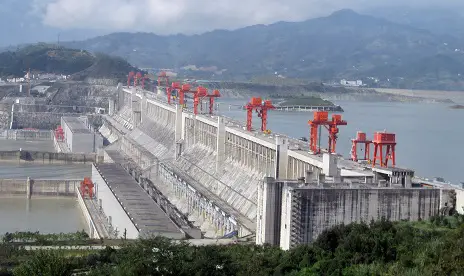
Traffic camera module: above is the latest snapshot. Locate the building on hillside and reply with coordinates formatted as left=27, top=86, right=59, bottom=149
left=340, top=79, right=363, bottom=87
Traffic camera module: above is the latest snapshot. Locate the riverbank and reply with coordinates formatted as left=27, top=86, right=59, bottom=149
left=450, top=104, right=464, bottom=109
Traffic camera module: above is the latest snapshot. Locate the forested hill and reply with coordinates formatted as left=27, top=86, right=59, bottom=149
left=0, top=43, right=136, bottom=81
left=64, top=9, right=464, bottom=90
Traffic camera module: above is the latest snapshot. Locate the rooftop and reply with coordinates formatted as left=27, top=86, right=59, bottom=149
left=93, top=163, right=184, bottom=239
left=62, top=117, right=91, bottom=134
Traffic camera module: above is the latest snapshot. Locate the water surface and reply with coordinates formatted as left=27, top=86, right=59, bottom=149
left=0, top=197, right=86, bottom=234
left=218, top=100, right=464, bottom=184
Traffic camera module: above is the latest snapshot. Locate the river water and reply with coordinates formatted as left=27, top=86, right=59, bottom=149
left=218, top=99, right=464, bottom=184
left=0, top=197, right=86, bottom=234
left=0, top=164, right=90, bottom=235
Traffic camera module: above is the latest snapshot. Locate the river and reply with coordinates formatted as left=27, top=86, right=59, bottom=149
left=217, top=99, right=464, bottom=184
left=0, top=197, right=86, bottom=234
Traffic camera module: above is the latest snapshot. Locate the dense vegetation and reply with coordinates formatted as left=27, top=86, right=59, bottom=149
left=0, top=43, right=136, bottom=81
left=1, top=215, right=464, bottom=275
left=64, top=10, right=464, bottom=90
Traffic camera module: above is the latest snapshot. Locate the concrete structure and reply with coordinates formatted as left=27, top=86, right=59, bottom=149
left=0, top=178, right=79, bottom=197
left=61, top=116, right=103, bottom=153
left=257, top=177, right=447, bottom=250
left=0, top=150, right=101, bottom=164
left=91, top=163, right=186, bottom=239
left=97, top=85, right=459, bottom=242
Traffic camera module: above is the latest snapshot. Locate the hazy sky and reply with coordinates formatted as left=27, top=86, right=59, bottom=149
left=28, top=0, right=463, bottom=35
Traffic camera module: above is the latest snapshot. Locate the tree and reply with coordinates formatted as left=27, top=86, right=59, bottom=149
left=13, top=250, right=73, bottom=276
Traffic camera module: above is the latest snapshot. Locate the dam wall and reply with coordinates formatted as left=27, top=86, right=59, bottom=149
left=98, top=86, right=444, bottom=237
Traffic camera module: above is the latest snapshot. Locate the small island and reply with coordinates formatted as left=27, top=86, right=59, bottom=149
left=272, top=96, right=344, bottom=112
left=450, top=104, right=464, bottom=109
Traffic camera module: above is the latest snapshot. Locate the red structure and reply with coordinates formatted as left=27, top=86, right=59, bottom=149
left=80, top=177, right=94, bottom=199
left=179, top=83, right=193, bottom=107
left=134, top=72, right=142, bottom=87
left=54, top=126, right=64, bottom=142
left=350, top=131, right=372, bottom=162
left=193, top=86, right=208, bottom=115
left=372, top=131, right=396, bottom=167
left=127, top=71, right=135, bottom=87
left=245, top=97, right=275, bottom=132
left=205, top=89, right=221, bottom=115
left=308, top=111, right=347, bottom=154
left=141, top=74, right=150, bottom=90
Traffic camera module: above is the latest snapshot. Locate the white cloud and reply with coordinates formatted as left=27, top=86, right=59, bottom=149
left=34, top=0, right=464, bottom=35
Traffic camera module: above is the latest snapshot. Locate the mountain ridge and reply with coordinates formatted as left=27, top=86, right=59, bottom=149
left=12, top=9, right=464, bottom=90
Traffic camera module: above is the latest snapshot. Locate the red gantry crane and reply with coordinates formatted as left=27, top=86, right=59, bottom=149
left=80, top=177, right=95, bottom=199
left=127, top=71, right=135, bottom=87
left=179, top=83, right=194, bottom=107
left=193, top=86, right=208, bottom=115
left=245, top=97, right=275, bottom=132
left=308, top=111, right=347, bottom=154
left=141, top=74, right=150, bottom=90
left=372, top=131, right=396, bottom=168
left=134, top=72, right=142, bottom=87
left=350, top=131, right=372, bottom=162
left=157, top=71, right=170, bottom=93
left=205, top=89, right=221, bottom=115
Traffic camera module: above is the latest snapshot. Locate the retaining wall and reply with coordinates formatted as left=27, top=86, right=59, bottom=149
left=76, top=185, right=101, bottom=239
left=0, top=150, right=102, bottom=164
left=0, top=179, right=79, bottom=197
left=0, top=130, right=53, bottom=140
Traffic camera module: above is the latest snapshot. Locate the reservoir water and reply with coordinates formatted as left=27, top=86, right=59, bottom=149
left=0, top=197, right=86, bottom=234
left=218, top=100, right=464, bottom=184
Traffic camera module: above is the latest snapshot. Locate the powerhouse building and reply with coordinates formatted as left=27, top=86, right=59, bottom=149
left=257, top=175, right=450, bottom=250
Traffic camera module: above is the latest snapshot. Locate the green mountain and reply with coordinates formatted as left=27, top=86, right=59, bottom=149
left=62, top=9, right=464, bottom=89
left=0, top=43, right=137, bottom=81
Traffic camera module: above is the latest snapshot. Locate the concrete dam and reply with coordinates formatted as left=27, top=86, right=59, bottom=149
left=98, top=84, right=454, bottom=247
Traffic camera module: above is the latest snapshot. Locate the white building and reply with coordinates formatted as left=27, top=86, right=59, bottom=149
left=340, top=79, right=363, bottom=87
left=61, top=116, right=103, bottom=153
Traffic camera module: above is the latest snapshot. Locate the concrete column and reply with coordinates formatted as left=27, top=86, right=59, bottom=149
left=322, top=153, right=338, bottom=177
left=175, top=104, right=183, bottom=142
left=404, top=174, right=412, bottom=188
left=256, top=177, right=283, bottom=246
left=108, top=98, right=115, bottom=116
left=216, top=117, right=226, bottom=173
left=140, top=93, right=147, bottom=124
left=275, top=136, right=289, bottom=179
left=117, top=84, right=124, bottom=111
left=26, top=177, right=32, bottom=199
left=130, top=87, right=136, bottom=111
left=133, top=111, right=141, bottom=127
left=156, top=86, right=163, bottom=95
